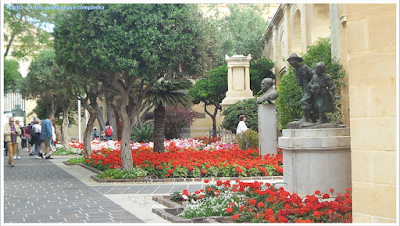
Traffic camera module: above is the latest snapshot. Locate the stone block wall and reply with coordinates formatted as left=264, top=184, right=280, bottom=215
left=346, top=4, right=397, bottom=223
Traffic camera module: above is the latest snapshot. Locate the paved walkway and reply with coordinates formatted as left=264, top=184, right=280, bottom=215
left=2, top=150, right=211, bottom=224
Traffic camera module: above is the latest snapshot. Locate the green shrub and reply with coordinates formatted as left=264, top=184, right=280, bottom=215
left=97, top=168, right=147, bottom=179
left=221, top=98, right=258, bottom=133
left=131, top=123, right=154, bottom=143
left=66, top=157, right=86, bottom=164
left=236, top=129, right=259, bottom=150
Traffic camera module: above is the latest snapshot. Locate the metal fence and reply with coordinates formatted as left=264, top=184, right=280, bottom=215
left=209, top=127, right=236, bottom=144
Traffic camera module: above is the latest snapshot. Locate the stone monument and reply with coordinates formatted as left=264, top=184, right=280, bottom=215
left=278, top=53, right=351, bottom=196
left=220, top=54, right=253, bottom=107
left=257, top=78, right=279, bottom=156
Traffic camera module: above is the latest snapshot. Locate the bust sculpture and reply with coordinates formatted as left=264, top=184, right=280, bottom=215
left=257, top=78, right=278, bottom=104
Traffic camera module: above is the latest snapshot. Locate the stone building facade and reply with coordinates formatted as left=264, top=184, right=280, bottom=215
left=263, top=3, right=397, bottom=223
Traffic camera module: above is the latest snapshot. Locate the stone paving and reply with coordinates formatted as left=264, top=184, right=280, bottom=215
left=2, top=150, right=209, bottom=224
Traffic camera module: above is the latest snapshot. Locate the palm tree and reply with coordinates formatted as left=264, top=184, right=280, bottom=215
left=146, top=80, right=193, bottom=153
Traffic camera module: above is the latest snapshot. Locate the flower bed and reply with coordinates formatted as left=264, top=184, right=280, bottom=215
left=169, top=180, right=352, bottom=223
left=81, top=137, right=283, bottom=178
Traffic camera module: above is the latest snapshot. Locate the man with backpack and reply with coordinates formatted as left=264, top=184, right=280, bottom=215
left=105, top=121, right=113, bottom=141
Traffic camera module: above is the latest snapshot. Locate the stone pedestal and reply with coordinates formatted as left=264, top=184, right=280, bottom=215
left=278, top=128, right=351, bottom=196
left=220, top=54, right=253, bottom=107
left=258, top=104, right=277, bottom=156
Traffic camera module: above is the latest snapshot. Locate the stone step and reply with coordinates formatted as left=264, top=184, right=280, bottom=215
left=282, top=128, right=350, bottom=138
left=279, top=136, right=350, bottom=149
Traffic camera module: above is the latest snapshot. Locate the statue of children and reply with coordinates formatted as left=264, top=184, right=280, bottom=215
left=308, top=62, right=336, bottom=123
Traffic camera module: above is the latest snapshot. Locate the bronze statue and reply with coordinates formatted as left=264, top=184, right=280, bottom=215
left=308, top=62, right=336, bottom=123
left=287, top=53, right=317, bottom=122
left=257, top=78, right=278, bottom=104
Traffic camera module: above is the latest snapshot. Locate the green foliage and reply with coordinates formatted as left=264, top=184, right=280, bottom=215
left=221, top=98, right=258, bottom=133
left=276, top=38, right=346, bottom=128
left=250, top=58, right=276, bottom=95
left=66, top=157, right=86, bottom=164
left=52, top=146, right=82, bottom=155
left=188, top=64, right=228, bottom=106
left=208, top=4, right=270, bottom=66
left=131, top=123, right=154, bottom=143
left=4, top=3, right=57, bottom=59
left=236, top=129, right=259, bottom=150
left=4, top=58, right=22, bottom=94
left=28, top=98, right=77, bottom=126
left=276, top=68, right=302, bottom=128
left=97, top=168, right=147, bottom=179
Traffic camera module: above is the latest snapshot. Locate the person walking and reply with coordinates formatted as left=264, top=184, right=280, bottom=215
left=14, top=119, right=23, bottom=160
left=4, top=117, right=20, bottom=167
left=105, top=122, right=113, bottom=141
left=40, top=115, right=53, bottom=159
left=50, top=120, right=56, bottom=154
left=32, top=118, right=42, bottom=158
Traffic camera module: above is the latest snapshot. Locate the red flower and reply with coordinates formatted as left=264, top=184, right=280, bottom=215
left=188, top=166, right=193, bottom=171
left=204, top=179, right=209, bottom=183
left=200, top=169, right=206, bottom=174
left=239, top=205, right=246, bottom=212
left=257, top=202, right=264, bottom=208
left=248, top=198, right=257, bottom=206
left=315, top=190, right=321, bottom=195
left=226, top=207, right=233, bottom=213
left=168, top=169, right=173, bottom=174
left=216, top=180, right=222, bottom=186
left=330, top=188, right=335, bottom=193
left=158, top=166, right=163, bottom=169
left=323, top=193, right=330, bottom=199
left=232, top=213, right=239, bottom=220
left=214, top=190, right=220, bottom=196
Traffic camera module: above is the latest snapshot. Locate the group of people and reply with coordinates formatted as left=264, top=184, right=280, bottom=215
left=92, top=121, right=113, bottom=141
left=4, top=115, right=56, bottom=167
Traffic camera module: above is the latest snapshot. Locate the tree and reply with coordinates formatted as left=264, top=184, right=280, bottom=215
left=221, top=98, right=259, bottom=134
left=4, top=58, right=22, bottom=94
left=20, top=50, right=66, bottom=119
left=206, top=4, right=270, bottom=66
left=188, top=65, right=227, bottom=138
left=146, top=80, right=193, bottom=153
left=4, top=3, right=57, bottom=60
left=164, top=105, right=198, bottom=139
left=54, top=4, right=216, bottom=171
left=19, top=49, right=75, bottom=150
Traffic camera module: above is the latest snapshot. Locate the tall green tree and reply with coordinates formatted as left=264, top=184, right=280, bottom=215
left=188, top=65, right=227, bottom=138
left=19, top=49, right=75, bottom=149
left=206, top=4, right=270, bottom=66
left=4, top=3, right=58, bottom=60
left=54, top=4, right=216, bottom=171
left=146, top=80, right=193, bottom=153
left=4, top=58, right=22, bottom=94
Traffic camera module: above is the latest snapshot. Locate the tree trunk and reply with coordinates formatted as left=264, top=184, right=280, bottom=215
left=105, top=94, right=118, bottom=140
left=119, top=101, right=133, bottom=171
left=153, top=104, right=165, bottom=153
left=83, top=111, right=96, bottom=158
left=204, top=104, right=219, bottom=138
left=61, top=103, right=72, bottom=151
left=96, top=107, right=105, bottom=132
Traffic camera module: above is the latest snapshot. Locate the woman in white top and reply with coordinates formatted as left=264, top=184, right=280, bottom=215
left=236, top=115, right=248, bottom=135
